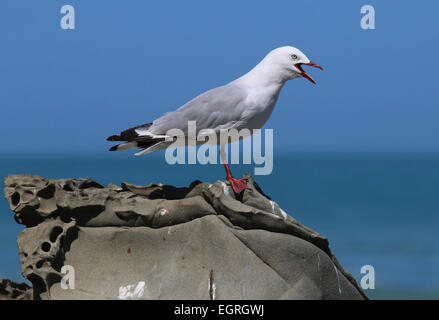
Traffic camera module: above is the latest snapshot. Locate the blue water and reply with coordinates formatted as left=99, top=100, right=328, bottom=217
left=1, top=152, right=438, bottom=299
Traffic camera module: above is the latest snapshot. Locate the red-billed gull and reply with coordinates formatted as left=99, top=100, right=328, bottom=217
left=107, top=46, right=323, bottom=193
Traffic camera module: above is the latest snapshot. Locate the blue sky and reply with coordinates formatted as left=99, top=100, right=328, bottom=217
left=1, top=0, right=438, bottom=154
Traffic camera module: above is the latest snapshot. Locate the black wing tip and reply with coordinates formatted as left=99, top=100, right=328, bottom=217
left=107, top=135, right=121, bottom=141
left=107, top=123, right=152, bottom=142
left=109, top=145, right=119, bottom=151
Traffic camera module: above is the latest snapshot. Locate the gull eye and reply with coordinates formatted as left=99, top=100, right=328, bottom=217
left=291, top=54, right=298, bottom=60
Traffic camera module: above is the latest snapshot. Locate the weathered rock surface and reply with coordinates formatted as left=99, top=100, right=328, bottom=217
left=3, top=174, right=367, bottom=300
left=0, top=278, right=32, bottom=300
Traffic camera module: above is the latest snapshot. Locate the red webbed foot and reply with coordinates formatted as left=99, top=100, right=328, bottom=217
left=227, top=176, right=249, bottom=194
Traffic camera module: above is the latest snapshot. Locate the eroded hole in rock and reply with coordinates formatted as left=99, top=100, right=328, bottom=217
left=49, top=227, right=63, bottom=243
left=11, top=192, right=20, bottom=206
left=59, top=214, right=72, bottom=223
left=63, top=184, right=74, bottom=192
left=37, top=184, right=56, bottom=199
left=36, top=261, right=44, bottom=269
left=61, top=227, right=79, bottom=253
left=28, top=274, right=46, bottom=300
left=41, top=242, right=51, bottom=252
left=79, top=179, right=104, bottom=189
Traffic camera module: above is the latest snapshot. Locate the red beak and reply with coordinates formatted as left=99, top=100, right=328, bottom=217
left=295, top=61, right=323, bottom=84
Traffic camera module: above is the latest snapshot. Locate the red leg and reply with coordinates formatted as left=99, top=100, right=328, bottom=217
left=223, top=162, right=248, bottom=194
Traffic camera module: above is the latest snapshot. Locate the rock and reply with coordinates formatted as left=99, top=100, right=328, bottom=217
left=0, top=278, right=32, bottom=300
left=3, top=174, right=367, bottom=300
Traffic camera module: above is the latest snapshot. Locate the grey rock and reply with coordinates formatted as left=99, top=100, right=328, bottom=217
left=3, top=174, right=367, bottom=300
left=17, top=218, right=77, bottom=299
left=0, top=278, right=32, bottom=300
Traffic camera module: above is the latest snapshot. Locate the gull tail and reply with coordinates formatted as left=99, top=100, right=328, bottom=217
left=107, top=122, right=167, bottom=155
left=108, top=140, right=160, bottom=152
left=107, top=122, right=153, bottom=142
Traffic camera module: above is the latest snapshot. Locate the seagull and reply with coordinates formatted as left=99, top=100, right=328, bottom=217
left=107, top=46, right=323, bottom=194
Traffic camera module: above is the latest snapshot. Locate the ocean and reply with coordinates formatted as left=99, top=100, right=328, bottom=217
left=1, top=152, right=438, bottom=299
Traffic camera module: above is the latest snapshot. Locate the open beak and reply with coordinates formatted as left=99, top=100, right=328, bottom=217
left=295, top=61, right=323, bottom=84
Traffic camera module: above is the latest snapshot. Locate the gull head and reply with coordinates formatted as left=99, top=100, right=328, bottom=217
left=262, top=46, right=323, bottom=84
